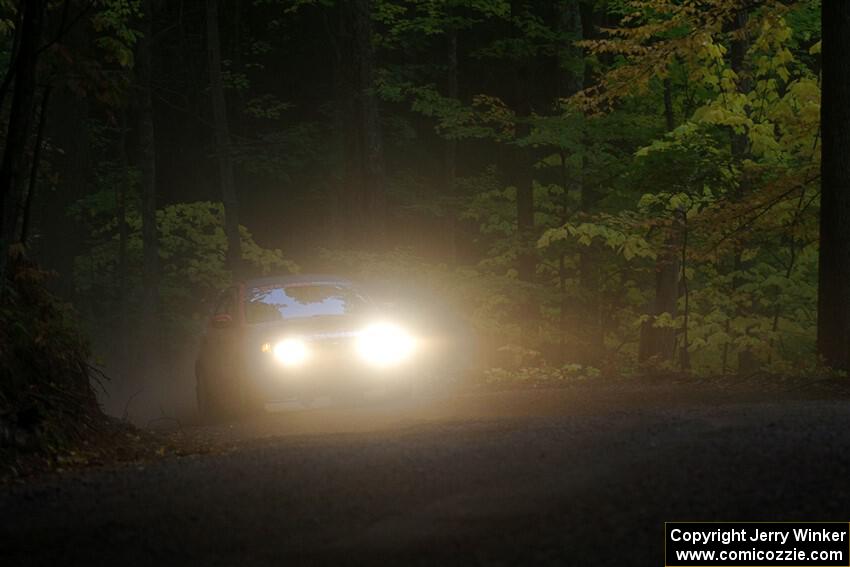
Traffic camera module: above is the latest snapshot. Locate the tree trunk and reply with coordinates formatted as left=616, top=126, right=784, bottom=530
left=338, top=1, right=364, bottom=245
left=638, top=78, right=679, bottom=365
left=115, top=111, right=131, bottom=376
left=20, top=86, right=51, bottom=246
left=729, top=9, right=757, bottom=375
left=352, top=0, right=386, bottom=247
left=0, top=0, right=45, bottom=257
left=511, top=0, right=535, bottom=283
left=0, top=7, right=24, bottom=122
left=206, top=0, right=242, bottom=275
left=555, top=0, right=583, bottom=362
left=444, top=23, right=458, bottom=263
left=817, top=0, right=850, bottom=370
left=638, top=244, right=680, bottom=364
left=578, top=0, right=603, bottom=364
left=678, top=209, right=691, bottom=371
left=662, top=77, right=675, bottom=132
left=136, top=0, right=160, bottom=367
left=325, top=6, right=345, bottom=247
left=558, top=151, right=571, bottom=362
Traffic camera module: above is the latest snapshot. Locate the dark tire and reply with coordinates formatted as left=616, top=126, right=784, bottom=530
left=237, top=379, right=266, bottom=417
left=196, top=368, right=228, bottom=424
left=196, top=362, right=263, bottom=423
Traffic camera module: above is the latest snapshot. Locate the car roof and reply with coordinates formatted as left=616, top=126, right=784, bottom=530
left=243, top=274, right=354, bottom=288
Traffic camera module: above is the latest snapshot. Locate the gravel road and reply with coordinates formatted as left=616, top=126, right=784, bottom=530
left=2, top=383, right=850, bottom=566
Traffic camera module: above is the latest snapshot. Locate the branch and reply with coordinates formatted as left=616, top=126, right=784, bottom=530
left=35, top=0, right=95, bottom=58
left=699, top=174, right=820, bottom=257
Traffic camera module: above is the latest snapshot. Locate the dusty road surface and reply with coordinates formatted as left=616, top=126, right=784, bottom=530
left=3, top=382, right=850, bottom=566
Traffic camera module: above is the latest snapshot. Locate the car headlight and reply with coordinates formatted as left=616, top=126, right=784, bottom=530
left=272, top=338, right=309, bottom=366
left=356, top=323, right=415, bottom=367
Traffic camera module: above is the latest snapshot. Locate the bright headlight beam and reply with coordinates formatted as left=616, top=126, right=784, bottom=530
left=356, top=323, right=415, bottom=367
left=273, top=338, right=309, bottom=366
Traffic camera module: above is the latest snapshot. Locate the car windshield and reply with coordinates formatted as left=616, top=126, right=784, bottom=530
left=245, top=283, right=368, bottom=323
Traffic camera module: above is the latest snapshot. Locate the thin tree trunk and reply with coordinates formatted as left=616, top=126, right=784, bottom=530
left=555, top=0, right=583, bottom=362
left=769, top=241, right=799, bottom=362
left=638, top=242, right=680, bottom=363
left=729, top=9, right=757, bottom=375
left=20, top=86, right=51, bottom=246
left=511, top=0, right=534, bottom=283
left=578, top=0, right=602, bottom=364
left=353, top=0, right=386, bottom=247
left=116, top=112, right=131, bottom=376
left=445, top=23, right=458, bottom=263
left=723, top=16, right=750, bottom=377
left=558, top=150, right=571, bottom=362
left=0, top=7, right=24, bottom=115
left=769, top=187, right=809, bottom=362
left=324, top=6, right=345, bottom=247
left=638, top=78, right=679, bottom=364
left=137, top=0, right=160, bottom=366
left=817, top=0, right=850, bottom=370
left=679, top=210, right=690, bottom=371
left=337, top=2, right=364, bottom=245
left=206, top=0, right=242, bottom=275
left=0, top=0, right=46, bottom=256
left=663, top=77, right=674, bottom=132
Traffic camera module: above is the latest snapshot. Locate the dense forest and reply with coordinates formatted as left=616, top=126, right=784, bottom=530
left=0, top=0, right=846, bottom=436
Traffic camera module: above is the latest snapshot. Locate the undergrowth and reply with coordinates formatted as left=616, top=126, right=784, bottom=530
left=0, top=247, right=112, bottom=476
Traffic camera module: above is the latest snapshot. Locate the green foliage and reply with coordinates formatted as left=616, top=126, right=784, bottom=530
left=74, top=201, right=298, bottom=343
left=533, top=0, right=822, bottom=373
left=1, top=250, right=104, bottom=456
left=44, top=0, right=825, bottom=382
left=367, top=0, right=823, bottom=374
left=91, top=0, right=142, bottom=67
left=483, top=364, right=601, bottom=387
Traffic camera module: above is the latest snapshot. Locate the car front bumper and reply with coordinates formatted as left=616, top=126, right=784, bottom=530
left=245, top=345, right=414, bottom=401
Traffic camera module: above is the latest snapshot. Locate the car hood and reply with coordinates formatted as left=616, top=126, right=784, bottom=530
left=246, top=315, right=371, bottom=342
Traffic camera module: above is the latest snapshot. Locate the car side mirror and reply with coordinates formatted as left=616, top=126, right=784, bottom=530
left=211, top=313, right=234, bottom=328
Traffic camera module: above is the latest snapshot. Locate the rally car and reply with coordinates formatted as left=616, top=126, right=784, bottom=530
left=195, top=275, right=423, bottom=421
